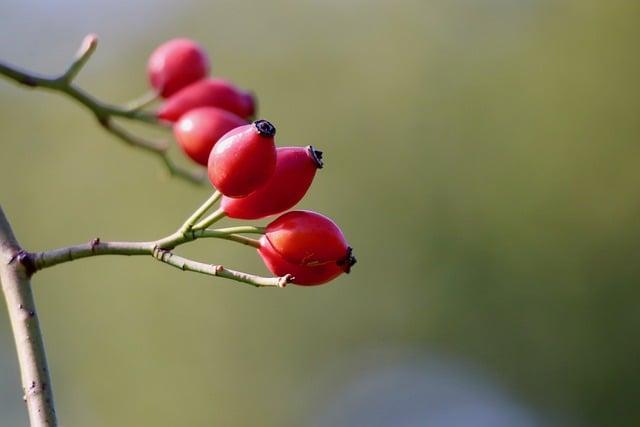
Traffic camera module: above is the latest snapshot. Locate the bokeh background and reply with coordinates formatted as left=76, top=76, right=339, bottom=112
left=1, top=0, right=639, bottom=426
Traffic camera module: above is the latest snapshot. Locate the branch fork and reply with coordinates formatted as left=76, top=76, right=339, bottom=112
left=0, top=34, right=205, bottom=184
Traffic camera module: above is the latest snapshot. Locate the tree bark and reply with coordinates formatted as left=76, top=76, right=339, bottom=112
left=0, top=205, right=57, bottom=427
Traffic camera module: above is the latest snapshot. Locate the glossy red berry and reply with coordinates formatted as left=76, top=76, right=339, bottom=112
left=220, top=146, right=323, bottom=219
left=148, top=38, right=209, bottom=98
left=173, top=107, right=247, bottom=166
left=257, top=211, right=356, bottom=285
left=207, top=120, right=277, bottom=197
left=264, top=211, right=351, bottom=265
left=157, top=78, right=255, bottom=122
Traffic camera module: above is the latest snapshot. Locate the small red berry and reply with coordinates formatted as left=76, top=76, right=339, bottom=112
left=148, top=38, right=209, bottom=98
left=220, top=146, right=323, bottom=219
left=207, top=120, right=277, bottom=197
left=257, top=212, right=356, bottom=286
left=157, top=78, right=256, bottom=122
left=173, top=107, right=247, bottom=166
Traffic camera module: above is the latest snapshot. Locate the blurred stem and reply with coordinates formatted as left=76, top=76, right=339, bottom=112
left=0, top=34, right=204, bottom=185
left=124, top=90, right=159, bottom=112
left=0, top=205, right=57, bottom=427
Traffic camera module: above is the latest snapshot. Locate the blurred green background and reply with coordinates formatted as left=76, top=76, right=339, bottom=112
left=1, top=0, right=639, bottom=426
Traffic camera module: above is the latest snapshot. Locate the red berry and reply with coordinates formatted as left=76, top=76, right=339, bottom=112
left=264, top=210, right=351, bottom=266
left=148, top=38, right=209, bottom=98
left=220, top=146, right=323, bottom=219
left=157, top=78, right=256, bottom=122
left=173, top=107, right=247, bottom=166
left=207, top=120, right=277, bottom=197
left=257, top=211, right=356, bottom=286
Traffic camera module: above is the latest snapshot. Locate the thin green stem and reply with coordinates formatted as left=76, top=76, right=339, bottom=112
left=193, top=207, right=227, bottom=231
left=196, top=231, right=261, bottom=248
left=0, top=61, right=156, bottom=124
left=0, top=34, right=204, bottom=185
left=205, top=226, right=265, bottom=235
left=29, top=231, right=288, bottom=287
left=217, top=234, right=261, bottom=248
left=96, top=119, right=205, bottom=184
left=179, top=191, right=222, bottom=234
left=124, top=90, right=159, bottom=112
left=61, top=34, right=98, bottom=83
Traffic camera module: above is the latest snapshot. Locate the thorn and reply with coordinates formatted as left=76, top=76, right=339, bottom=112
left=90, top=238, right=100, bottom=253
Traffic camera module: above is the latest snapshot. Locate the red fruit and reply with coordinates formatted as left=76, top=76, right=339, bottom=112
left=157, top=78, right=256, bottom=122
left=208, top=120, right=277, bottom=197
left=265, top=211, right=351, bottom=266
left=148, top=38, right=209, bottom=98
left=173, top=107, right=247, bottom=166
left=220, top=146, right=323, bottom=219
left=257, top=211, right=356, bottom=286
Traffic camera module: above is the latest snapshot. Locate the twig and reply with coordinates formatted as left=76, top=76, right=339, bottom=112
left=0, top=34, right=204, bottom=185
left=178, top=191, right=222, bottom=235
left=193, top=207, right=227, bottom=230
left=98, top=119, right=206, bottom=183
left=0, top=206, right=57, bottom=427
left=123, top=90, right=158, bottom=112
left=29, top=227, right=283, bottom=288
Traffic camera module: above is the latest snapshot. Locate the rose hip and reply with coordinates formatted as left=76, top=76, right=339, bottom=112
left=220, top=146, right=323, bottom=219
left=148, top=38, right=209, bottom=98
left=207, top=120, right=277, bottom=198
left=264, top=210, right=350, bottom=266
left=257, top=211, right=356, bottom=286
left=173, top=107, right=247, bottom=166
left=157, top=78, right=255, bottom=122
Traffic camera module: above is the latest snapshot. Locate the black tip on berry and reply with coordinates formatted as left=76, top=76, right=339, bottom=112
left=337, top=247, right=356, bottom=273
left=307, top=146, right=324, bottom=169
left=253, top=119, right=276, bottom=137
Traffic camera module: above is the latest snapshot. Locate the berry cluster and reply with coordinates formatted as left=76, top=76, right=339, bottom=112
left=148, top=38, right=356, bottom=285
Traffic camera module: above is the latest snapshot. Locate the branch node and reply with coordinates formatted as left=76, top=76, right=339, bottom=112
left=11, top=250, right=37, bottom=277
left=89, top=237, right=101, bottom=253
left=278, top=274, right=294, bottom=288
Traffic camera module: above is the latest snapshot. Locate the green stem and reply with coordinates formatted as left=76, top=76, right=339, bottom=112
left=29, top=232, right=286, bottom=287
left=205, top=226, right=265, bottom=235
left=196, top=231, right=261, bottom=248
left=124, top=90, right=159, bottom=112
left=193, top=208, right=227, bottom=231
left=61, top=34, right=98, bottom=84
left=0, top=35, right=205, bottom=185
left=179, top=191, right=222, bottom=234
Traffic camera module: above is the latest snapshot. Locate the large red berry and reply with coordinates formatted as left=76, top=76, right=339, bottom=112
left=220, top=146, right=323, bottom=219
left=257, top=211, right=356, bottom=286
left=157, top=78, right=255, bottom=122
left=264, top=211, right=352, bottom=266
left=148, top=38, right=209, bottom=98
left=173, top=107, right=247, bottom=166
left=208, top=120, right=277, bottom=197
